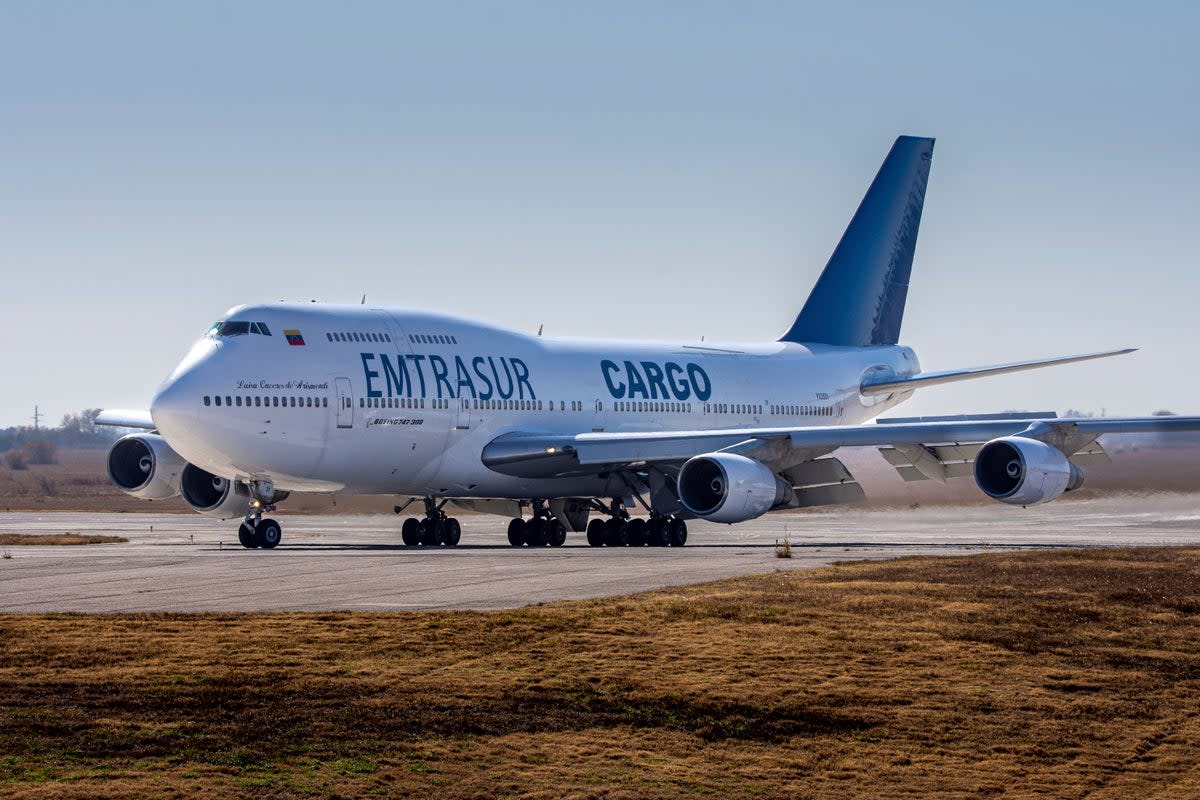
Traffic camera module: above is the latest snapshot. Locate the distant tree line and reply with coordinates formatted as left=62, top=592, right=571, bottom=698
left=0, top=409, right=127, bottom=456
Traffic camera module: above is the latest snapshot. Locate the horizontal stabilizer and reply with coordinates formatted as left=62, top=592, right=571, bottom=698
left=860, top=349, right=1136, bottom=396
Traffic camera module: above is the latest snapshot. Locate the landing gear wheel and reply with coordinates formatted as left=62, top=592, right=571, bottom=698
left=548, top=519, right=567, bottom=547
left=443, top=517, right=461, bottom=547
left=669, top=517, right=688, bottom=547
left=507, top=518, right=527, bottom=547
left=238, top=521, right=259, bottom=549
left=421, top=518, right=442, bottom=546
left=647, top=517, right=669, bottom=547
left=525, top=517, right=547, bottom=547
left=605, top=518, right=629, bottom=547
left=626, top=518, right=647, bottom=547
left=586, top=518, right=606, bottom=547
left=255, top=518, right=282, bottom=549
left=401, top=517, right=421, bottom=546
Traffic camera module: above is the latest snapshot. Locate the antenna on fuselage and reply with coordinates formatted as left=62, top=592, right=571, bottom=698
left=537, top=324, right=543, bottom=337
left=361, top=294, right=367, bottom=305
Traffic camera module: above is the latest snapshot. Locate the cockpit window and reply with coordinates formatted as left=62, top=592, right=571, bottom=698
left=216, top=321, right=252, bottom=336
left=211, top=320, right=274, bottom=337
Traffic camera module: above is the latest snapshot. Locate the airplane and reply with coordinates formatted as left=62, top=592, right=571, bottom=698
left=97, top=135, right=1200, bottom=550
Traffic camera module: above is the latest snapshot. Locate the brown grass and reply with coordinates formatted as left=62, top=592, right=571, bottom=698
left=0, top=534, right=127, bottom=546
left=2, top=547, right=1200, bottom=797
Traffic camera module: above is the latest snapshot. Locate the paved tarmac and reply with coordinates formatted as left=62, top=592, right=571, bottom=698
left=1, top=494, right=1197, bottom=612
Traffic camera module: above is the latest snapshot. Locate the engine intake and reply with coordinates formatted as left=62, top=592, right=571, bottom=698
left=106, top=434, right=185, bottom=500
left=677, top=453, right=792, bottom=523
left=974, top=436, right=1084, bottom=506
left=180, top=463, right=252, bottom=519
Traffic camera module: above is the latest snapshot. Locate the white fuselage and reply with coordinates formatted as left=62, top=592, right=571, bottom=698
left=150, top=303, right=918, bottom=499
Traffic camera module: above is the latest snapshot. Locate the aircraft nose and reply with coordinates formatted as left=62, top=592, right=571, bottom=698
left=151, top=338, right=220, bottom=439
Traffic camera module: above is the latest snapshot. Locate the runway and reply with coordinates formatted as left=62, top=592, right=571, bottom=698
left=1, top=494, right=1197, bottom=613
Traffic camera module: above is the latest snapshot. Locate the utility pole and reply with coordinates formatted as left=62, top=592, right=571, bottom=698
left=32, top=405, right=41, bottom=431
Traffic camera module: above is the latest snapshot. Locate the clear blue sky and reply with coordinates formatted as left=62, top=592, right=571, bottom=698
left=2, top=1, right=1197, bottom=427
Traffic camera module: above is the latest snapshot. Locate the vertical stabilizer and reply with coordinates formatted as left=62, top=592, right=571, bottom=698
left=780, top=135, right=934, bottom=347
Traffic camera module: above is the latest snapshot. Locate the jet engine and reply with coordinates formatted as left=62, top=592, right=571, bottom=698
left=974, top=436, right=1084, bottom=506
left=677, top=453, right=792, bottom=523
left=180, top=463, right=253, bottom=519
left=106, top=434, right=185, bottom=500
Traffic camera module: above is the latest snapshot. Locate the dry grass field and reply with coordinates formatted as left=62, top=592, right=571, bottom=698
left=2, top=547, right=1199, bottom=798
left=0, top=534, right=126, bottom=546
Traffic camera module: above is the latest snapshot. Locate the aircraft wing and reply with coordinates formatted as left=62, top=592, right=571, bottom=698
left=859, top=348, right=1136, bottom=396
left=95, top=408, right=156, bottom=430
left=482, top=414, right=1200, bottom=480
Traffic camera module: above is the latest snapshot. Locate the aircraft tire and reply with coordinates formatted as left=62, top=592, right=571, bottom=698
left=238, top=522, right=259, bottom=549
left=420, top=515, right=444, bottom=546
left=401, top=517, right=421, bottom=546
left=255, top=518, right=282, bottom=550
left=507, top=518, right=527, bottom=547
left=548, top=519, right=567, bottom=547
left=605, top=518, right=629, bottom=547
left=646, top=517, right=668, bottom=547
left=585, top=518, right=605, bottom=547
left=626, top=518, right=647, bottom=547
left=443, top=517, right=461, bottom=547
left=669, top=517, right=688, bottom=547
left=526, top=517, right=547, bottom=547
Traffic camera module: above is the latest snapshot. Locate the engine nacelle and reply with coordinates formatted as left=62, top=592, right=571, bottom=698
left=107, top=434, right=185, bottom=500
left=974, top=436, right=1084, bottom=506
left=677, top=453, right=792, bottom=523
left=180, top=463, right=252, bottom=519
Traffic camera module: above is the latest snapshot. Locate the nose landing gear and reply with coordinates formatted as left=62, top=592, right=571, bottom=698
left=237, top=481, right=288, bottom=549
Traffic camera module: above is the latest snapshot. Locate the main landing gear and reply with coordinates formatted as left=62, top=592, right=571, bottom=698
left=506, top=500, right=568, bottom=547
left=584, top=499, right=688, bottom=548
left=399, top=497, right=462, bottom=547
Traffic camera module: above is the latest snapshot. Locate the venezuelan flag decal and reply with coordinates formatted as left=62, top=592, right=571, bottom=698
left=284, top=329, right=305, bottom=346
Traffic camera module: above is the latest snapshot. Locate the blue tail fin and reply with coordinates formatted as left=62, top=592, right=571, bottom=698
left=780, top=135, right=934, bottom=347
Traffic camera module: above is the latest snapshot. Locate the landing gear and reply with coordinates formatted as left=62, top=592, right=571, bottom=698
left=239, top=484, right=284, bottom=549
left=256, top=518, right=282, bottom=549
left=507, top=501, right=568, bottom=547
left=580, top=495, right=689, bottom=548
left=238, top=521, right=258, bottom=549
left=400, top=497, right=462, bottom=547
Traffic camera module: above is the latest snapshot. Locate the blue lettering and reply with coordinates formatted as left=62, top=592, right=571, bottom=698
left=665, top=362, right=689, bottom=400
left=624, top=360, right=648, bottom=399
left=601, top=359, right=625, bottom=397
left=361, top=353, right=382, bottom=398
left=688, top=363, right=712, bottom=401
left=405, top=354, right=428, bottom=397
left=454, top=356, right=477, bottom=399
left=430, top=355, right=454, bottom=398
left=489, top=356, right=514, bottom=400
left=511, top=358, right=535, bottom=400
left=642, top=361, right=668, bottom=400
left=472, top=356, right=494, bottom=400
left=381, top=353, right=410, bottom=397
